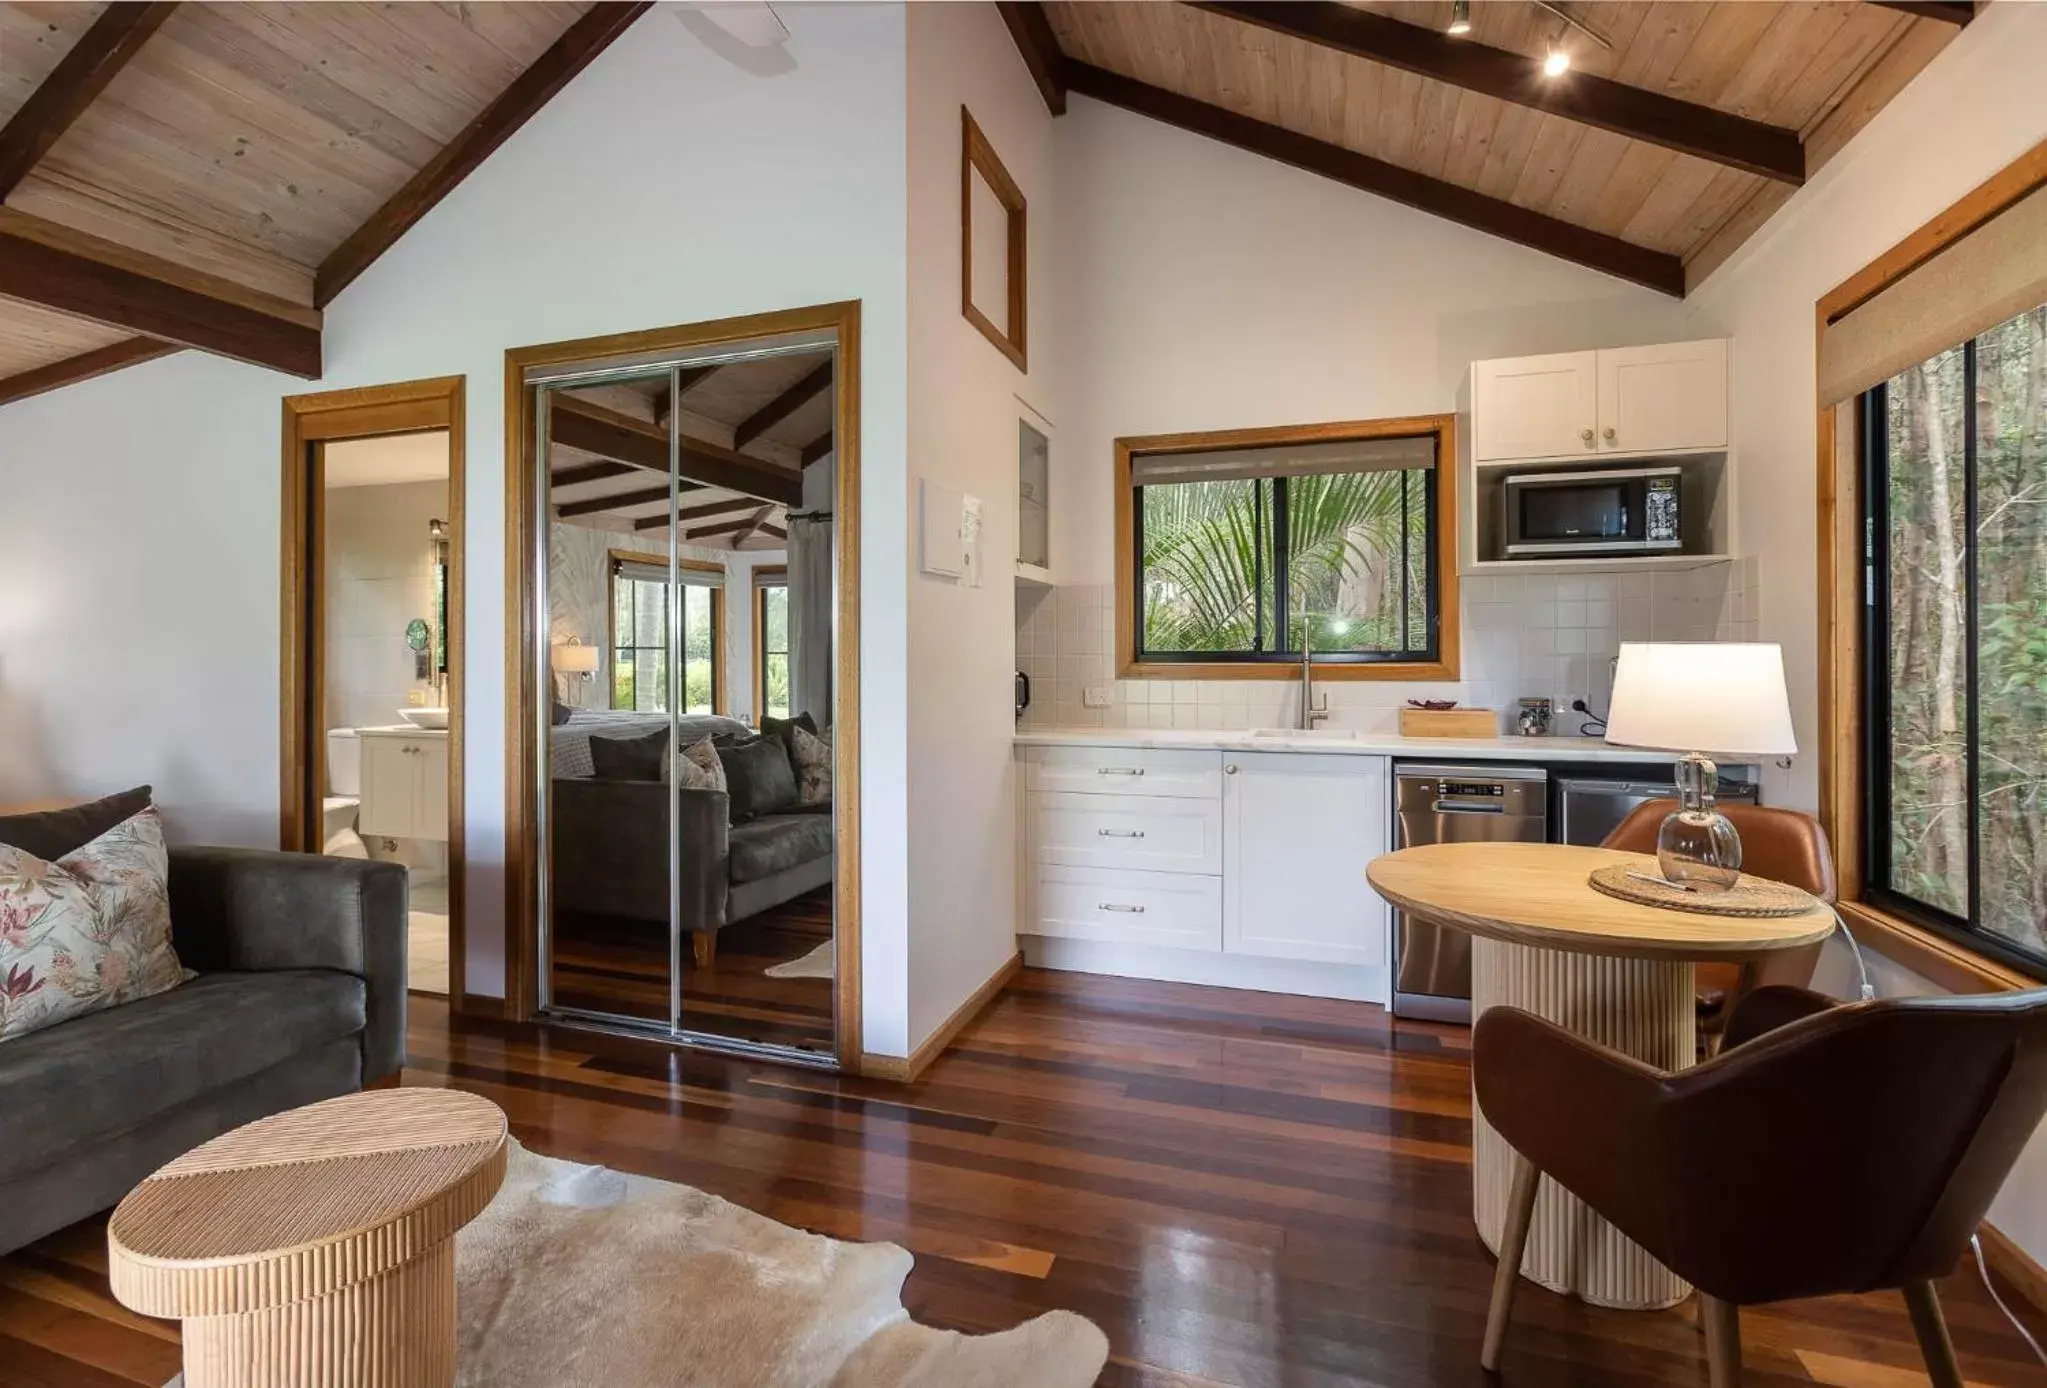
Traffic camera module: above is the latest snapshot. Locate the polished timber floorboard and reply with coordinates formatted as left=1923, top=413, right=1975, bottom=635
left=8, top=969, right=2047, bottom=1387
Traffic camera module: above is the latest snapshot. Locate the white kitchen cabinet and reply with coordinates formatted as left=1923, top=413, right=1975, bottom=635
left=1596, top=339, right=1728, bottom=456
left=1221, top=752, right=1388, bottom=967
left=1030, top=865, right=1222, bottom=950
left=1471, top=351, right=1598, bottom=462
left=358, top=732, right=449, bottom=841
left=1471, top=339, right=1728, bottom=465
left=1029, top=791, right=1222, bottom=875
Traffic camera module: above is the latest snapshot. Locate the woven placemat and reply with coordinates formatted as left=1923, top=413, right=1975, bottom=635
left=1588, top=862, right=1821, bottom=917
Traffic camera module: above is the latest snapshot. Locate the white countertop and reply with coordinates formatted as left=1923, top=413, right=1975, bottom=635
left=1014, top=726, right=1676, bottom=764
left=355, top=724, right=449, bottom=738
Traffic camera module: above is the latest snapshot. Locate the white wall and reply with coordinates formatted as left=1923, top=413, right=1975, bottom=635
left=901, top=1, right=1055, bottom=1053
left=0, top=5, right=912, bottom=1045
left=1684, top=0, right=2047, bottom=1266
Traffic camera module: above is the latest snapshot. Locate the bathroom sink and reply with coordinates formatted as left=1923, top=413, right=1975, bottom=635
left=399, top=707, right=449, bottom=730
left=1248, top=727, right=1358, bottom=741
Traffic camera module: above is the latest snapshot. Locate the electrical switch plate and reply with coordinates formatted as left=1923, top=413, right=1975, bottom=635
left=1082, top=686, right=1112, bottom=708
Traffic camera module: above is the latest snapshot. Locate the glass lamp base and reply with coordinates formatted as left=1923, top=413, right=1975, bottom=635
left=1656, top=751, right=1743, bottom=892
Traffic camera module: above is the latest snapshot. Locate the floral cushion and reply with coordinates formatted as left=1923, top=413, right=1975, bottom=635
left=676, top=736, right=728, bottom=794
left=0, top=807, right=184, bottom=1042
left=789, top=723, right=833, bottom=808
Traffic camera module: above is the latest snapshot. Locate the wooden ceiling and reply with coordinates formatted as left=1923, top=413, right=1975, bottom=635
left=1003, top=0, right=1967, bottom=294
left=0, top=1, right=648, bottom=406
left=547, top=348, right=835, bottom=553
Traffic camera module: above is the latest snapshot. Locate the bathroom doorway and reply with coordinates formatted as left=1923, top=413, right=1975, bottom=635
left=281, top=378, right=466, bottom=1003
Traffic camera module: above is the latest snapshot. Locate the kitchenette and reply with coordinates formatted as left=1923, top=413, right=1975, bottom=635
left=1013, top=335, right=1766, bottom=1018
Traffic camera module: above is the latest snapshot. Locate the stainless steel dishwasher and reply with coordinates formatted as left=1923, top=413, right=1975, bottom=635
left=1556, top=774, right=1758, bottom=848
left=1391, top=764, right=1549, bottom=1022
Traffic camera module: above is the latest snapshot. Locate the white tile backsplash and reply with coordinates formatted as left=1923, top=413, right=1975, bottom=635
left=1016, top=558, right=1762, bottom=734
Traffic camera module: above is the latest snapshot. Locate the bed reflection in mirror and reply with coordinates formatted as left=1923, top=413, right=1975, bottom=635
left=537, top=333, right=839, bottom=1059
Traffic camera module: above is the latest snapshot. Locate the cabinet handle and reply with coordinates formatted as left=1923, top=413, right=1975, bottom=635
left=1096, top=767, right=1144, bottom=776
left=1097, top=902, right=1147, bottom=913
left=1580, top=427, right=1595, bottom=444
left=1097, top=828, right=1146, bottom=838
left=1602, top=426, right=1617, bottom=443
left=1224, top=764, right=1238, bottom=774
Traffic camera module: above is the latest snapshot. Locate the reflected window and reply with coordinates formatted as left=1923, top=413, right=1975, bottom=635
left=756, top=572, right=790, bottom=723
left=609, top=555, right=722, bottom=715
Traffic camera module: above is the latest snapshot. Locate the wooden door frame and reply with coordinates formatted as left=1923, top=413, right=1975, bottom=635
left=504, top=301, right=862, bottom=1071
left=281, top=375, right=468, bottom=1005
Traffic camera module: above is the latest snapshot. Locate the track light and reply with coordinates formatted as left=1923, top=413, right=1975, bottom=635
left=1542, top=43, right=1571, bottom=77
left=1447, top=0, right=1471, bottom=35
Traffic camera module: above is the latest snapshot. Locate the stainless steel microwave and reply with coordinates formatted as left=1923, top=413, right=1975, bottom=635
left=1502, top=466, right=1682, bottom=557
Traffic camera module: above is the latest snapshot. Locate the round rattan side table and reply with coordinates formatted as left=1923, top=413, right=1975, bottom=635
left=108, top=1088, right=507, bottom=1388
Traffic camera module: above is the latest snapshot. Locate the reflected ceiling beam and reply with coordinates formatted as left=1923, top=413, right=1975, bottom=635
left=633, top=497, right=764, bottom=532
left=1870, top=1, right=1974, bottom=22
left=733, top=360, right=832, bottom=450
left=1065, top=63, right=1684, bottom=297
left=315, top=2, right=652, bottom=307
left=0, top=211, right=322, bottom=375
left=996, top=1, right=1067, bottom=115
left=0, top=337, right=180, bottom=409
left=1190, top=1, right=1806, bottom=185
left=759, top=523, right=788, bottom=543
left=799, top=432, right=834, bottom=466
left=549, top=459, right=632, bottom=488
left=655, top=364, right=726, bottom=427
left=549, top=395, right=802, bottom=506
left=0, top=2, right=178, bottom=199
left=729, top=505, right=774, bottom=548
left=554, top=481, right=708, bottom=518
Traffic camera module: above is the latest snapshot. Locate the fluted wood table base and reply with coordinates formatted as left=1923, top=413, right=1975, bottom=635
left=1470, top=936, right=1696, bottom=1310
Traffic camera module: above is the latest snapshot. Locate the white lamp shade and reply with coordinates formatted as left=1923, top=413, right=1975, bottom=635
left=1605, top=642, right=1797, bottom=757
left=551, top=641, right=600, bottom=674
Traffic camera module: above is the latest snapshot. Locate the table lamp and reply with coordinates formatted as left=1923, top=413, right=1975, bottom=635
left=550, top=638, right=600, bottom=701
left=1604, top=642, right=1797, bottom=892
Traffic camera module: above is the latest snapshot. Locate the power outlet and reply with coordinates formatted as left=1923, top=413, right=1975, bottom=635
left=1082, top=685, right=1113, bottom=709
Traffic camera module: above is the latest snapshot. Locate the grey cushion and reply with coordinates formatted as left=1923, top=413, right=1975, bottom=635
left=588, top=726, right=667, bottom=781
left=726, top=814, right=833, bottom=885
left=717, top=737, right=798, bottom=822
left=758, top=713, right=817, bottom=757
left=0, top=786, right=152, bottom=860
left=0, top=969, right=366, bottom=1182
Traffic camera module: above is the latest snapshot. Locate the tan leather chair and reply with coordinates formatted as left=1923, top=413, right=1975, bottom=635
left=1602, top=801, right=1834, bottom=1031
left=1476, top=986, right=2047, bottom=1387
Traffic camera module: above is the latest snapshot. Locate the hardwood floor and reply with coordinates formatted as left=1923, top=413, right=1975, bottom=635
left=8, top=968, right=2047, bottom=1387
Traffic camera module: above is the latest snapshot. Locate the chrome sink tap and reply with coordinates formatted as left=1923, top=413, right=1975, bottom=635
left=1298, top=597, right=1329, bottom=731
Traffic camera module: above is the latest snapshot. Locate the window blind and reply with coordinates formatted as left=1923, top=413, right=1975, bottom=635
left=1819, top=184, right=2047, bottom=406
left=1129, top=433, right=1436, bottom=487
left=612, top=558, right=724, bottom=588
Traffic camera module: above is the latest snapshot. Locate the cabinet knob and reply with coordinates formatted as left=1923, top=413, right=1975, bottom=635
left=1224, top=763, right=1238, bottom=775
left=1580, top=427, right=1595, bottom=444
left=1602, top=426, right=1617, bottom=442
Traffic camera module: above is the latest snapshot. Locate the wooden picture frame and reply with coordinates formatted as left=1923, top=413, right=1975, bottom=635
left=1113, top=414, right=1461, bottom=682
left=961, top=106, right=1027, bottom=371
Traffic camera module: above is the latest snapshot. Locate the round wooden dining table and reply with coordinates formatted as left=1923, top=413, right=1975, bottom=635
left=1367, top=840, right=1835, bottom=1311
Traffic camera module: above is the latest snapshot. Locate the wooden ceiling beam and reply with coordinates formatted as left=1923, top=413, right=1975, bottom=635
left=0, top=219, right=321, bottom=375
left=1066, top=62, right=1684, bottom=297
left=634, top=497, right=761, bottom=532
left=554, top=482, right=711, bottom=518
left=0, top=337, right=180, bottom=410
left=550, top=459, right=632, bottom=488
left=550, top=395, right=803, bottom=506
left=997, top=1, right=1068, bottom=116
left=1192, top=1, right=1806, bottom=186
left=1871, top=1, right=1973, bottom=23
left=688, top=504, right=776, bottom=543
left=799, top=432, right=834, bottom=466
left=0, top=2, right=178, bottom=199
left=315, top=2, right=651, bottom=307
left=733, top=360, right=832, bottom=450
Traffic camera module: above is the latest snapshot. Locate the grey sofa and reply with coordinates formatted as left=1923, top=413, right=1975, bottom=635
left=550, top=779, right=832, bottom=960
left=1, top=845, right=406, bottom=1255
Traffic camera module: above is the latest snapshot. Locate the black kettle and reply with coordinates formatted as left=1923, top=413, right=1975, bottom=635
left=1015, top=671, right=1031, bottom=720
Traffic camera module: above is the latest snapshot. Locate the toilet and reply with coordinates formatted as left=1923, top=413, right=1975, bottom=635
left=323, top=728, right=369, bottom=858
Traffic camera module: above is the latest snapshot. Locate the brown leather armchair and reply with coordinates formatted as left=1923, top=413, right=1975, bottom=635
left=1603, top=801, right=1834, bottom=1032
left=1476, top=985, right=2047, bottom=1387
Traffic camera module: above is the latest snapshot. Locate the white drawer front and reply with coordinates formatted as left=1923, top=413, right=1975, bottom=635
left=1025, top=745, right=1221, bottom=799
left=1030, top=792, right=1221, bottom=874
left=1031, top=866, right=1222, bottom=950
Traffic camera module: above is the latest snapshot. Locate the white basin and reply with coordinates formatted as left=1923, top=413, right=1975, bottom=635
left=399, top=707, right=449, bottom=730
left=1249, top=727, right=1358, bottom=740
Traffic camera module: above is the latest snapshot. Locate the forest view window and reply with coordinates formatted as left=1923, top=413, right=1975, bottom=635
left=1863, top=303, right=2047, bottom=967
left=609, top=557, right=721, bottom=715
left=1126, top=420, right=1451, bottom=671
left=757, top=574, right=790, bottom=722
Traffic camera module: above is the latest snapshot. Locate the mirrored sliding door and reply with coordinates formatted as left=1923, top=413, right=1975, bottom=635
left=528, top=319, right=846, bottom=1065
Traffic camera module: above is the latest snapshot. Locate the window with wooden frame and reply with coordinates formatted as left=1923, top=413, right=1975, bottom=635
left=1114, top=416, right=1459, bottom=680
left=753, top=565, right=789, bottom=723
left=1817, top=136, right=2047, bottom=988
left=606, top=551, right=725, bottom=715
left=961, top=106, right=1026, bottom=370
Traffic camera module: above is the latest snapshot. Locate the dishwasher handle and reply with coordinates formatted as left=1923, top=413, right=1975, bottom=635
left=1434, top=797, right=1506, bottom=814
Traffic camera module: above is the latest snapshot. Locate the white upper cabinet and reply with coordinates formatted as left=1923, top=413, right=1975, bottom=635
left=1472, top=338, right=1728, bottom=464
left=1596, top=339, right=1728, bottom=456
left=1470, top=351, right=1598, bottom=462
